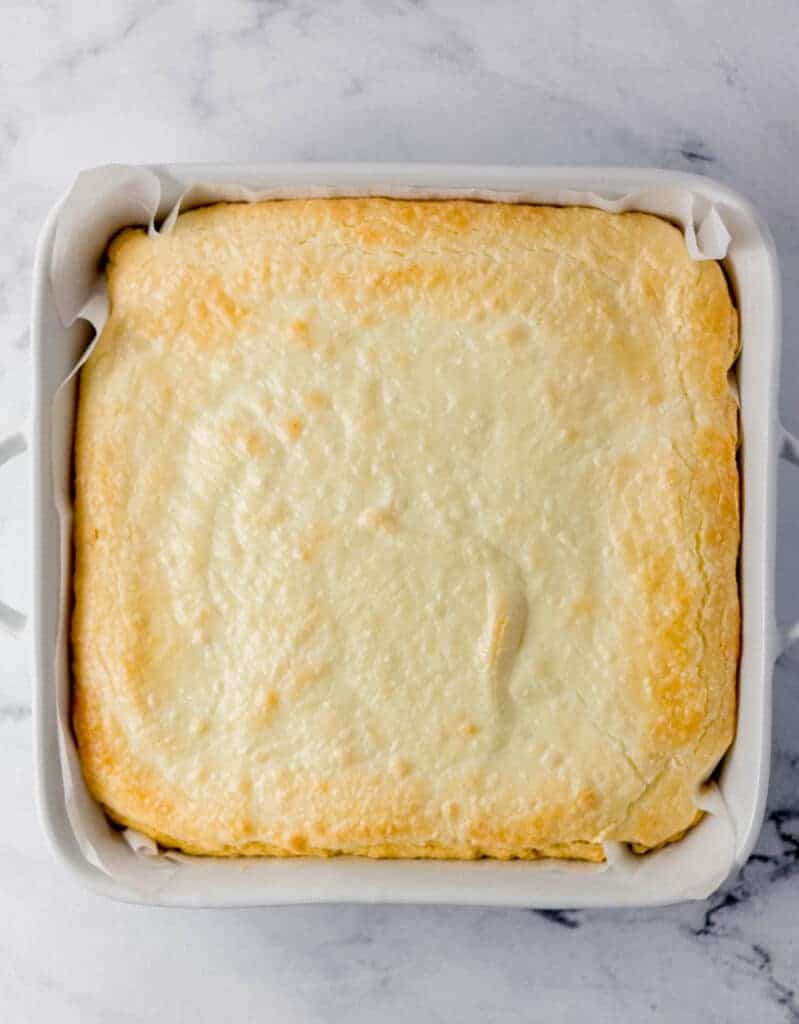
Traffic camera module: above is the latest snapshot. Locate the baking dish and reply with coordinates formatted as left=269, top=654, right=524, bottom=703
left=14, top=164, right=798, bottom=908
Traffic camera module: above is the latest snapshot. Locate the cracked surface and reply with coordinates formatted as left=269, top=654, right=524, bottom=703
left=72, top=199, right=739, bottom=859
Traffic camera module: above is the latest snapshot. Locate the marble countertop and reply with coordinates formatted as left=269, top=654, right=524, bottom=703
left=2, top=1, right=798, bottom=1020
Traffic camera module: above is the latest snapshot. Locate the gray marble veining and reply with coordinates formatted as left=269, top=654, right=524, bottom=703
left=1, top=1, right=798, bottom=1021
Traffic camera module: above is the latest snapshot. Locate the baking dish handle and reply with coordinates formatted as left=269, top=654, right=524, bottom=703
left=778, top=426, right=799, bottom=656
left=0, top=431, right=28, bottom=635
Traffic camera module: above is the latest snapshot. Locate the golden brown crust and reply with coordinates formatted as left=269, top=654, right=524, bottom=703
left=72, top=199, right=739, bottom=861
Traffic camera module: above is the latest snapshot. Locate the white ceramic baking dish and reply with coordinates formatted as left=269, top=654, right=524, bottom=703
left=13, top=164, right=799, bottom=908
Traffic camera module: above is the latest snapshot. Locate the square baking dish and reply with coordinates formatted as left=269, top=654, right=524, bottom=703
left=18, top=164, right=797, bottom=908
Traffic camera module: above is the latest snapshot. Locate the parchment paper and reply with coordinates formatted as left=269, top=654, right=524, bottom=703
left=48, top=165, right=736, bottom=898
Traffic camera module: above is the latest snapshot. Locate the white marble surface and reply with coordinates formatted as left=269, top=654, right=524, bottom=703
left=2, top=1, right=799, bottom=1020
